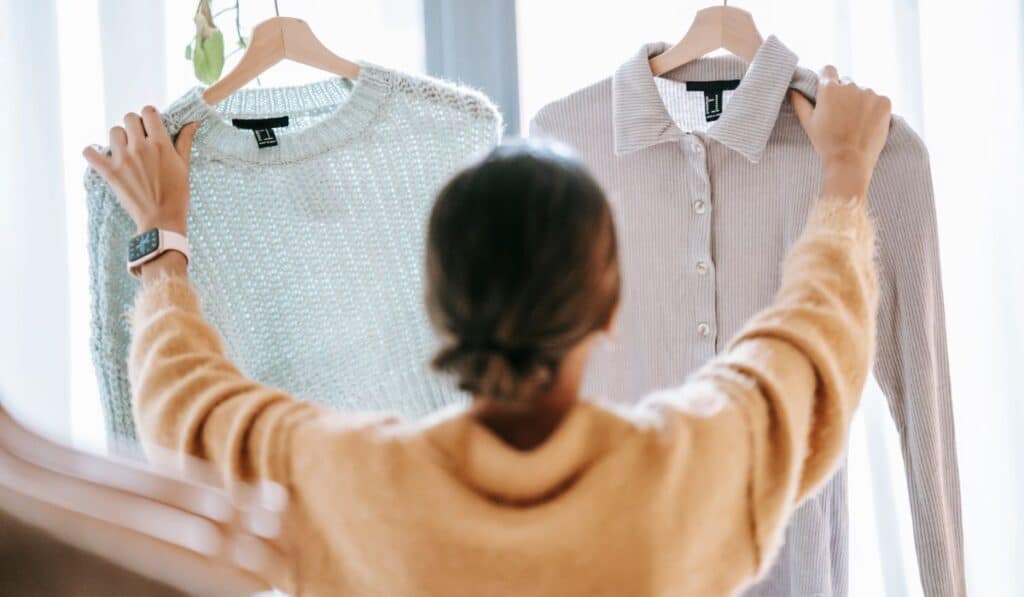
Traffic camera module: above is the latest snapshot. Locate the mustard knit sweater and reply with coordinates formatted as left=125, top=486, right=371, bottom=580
left=128, top=195, right=877, bottom=596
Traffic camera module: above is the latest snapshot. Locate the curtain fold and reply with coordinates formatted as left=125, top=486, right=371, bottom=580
left=0, top=0, right=70, bottom=436
left=97, top=0, right=168, bottom=125
left=917, top=1, right=1024, bottom=594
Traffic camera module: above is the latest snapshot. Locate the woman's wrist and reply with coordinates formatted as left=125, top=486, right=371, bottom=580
left=135, top=216, right=188, bottom=237
left=140, top=251, right=188, bottom=284
left=821, top=158, right=872, bottom=200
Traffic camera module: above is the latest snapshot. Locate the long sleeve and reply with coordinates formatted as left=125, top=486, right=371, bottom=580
left=84, top=168, right=144, bottom=445
left=128, top=275, right=323, bottom=485
left=870, top=126, right=965, bottom=596
left=642, top=194, right=878, bottom=574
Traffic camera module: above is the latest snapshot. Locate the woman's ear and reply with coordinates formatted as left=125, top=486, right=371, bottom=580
left=603, top=304, right=619, bottom=338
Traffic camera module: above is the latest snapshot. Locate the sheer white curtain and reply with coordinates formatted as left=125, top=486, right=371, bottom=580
left=1, top=0, right=180, bottom=451
left=1, top=0, right=1020, bottom=594
left=0, top=0, right=70, bottom=437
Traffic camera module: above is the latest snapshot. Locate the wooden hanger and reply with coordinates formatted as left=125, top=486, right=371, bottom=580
left=203, top=11, right=361, bottom=105
left=648, top=0, right=763, bottom=77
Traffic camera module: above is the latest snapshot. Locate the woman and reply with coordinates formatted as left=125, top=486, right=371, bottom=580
left=84, top=65, right=890, bottom=596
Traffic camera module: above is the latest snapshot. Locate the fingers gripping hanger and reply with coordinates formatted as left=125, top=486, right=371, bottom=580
left=203, top=0, right=361, bottom=105
left=648, top=0, right=763, bottom=76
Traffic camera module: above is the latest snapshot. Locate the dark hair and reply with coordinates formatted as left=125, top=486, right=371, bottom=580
left=425, top=141, right=620, bottom=404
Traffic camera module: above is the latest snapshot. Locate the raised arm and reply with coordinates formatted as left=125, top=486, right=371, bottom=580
left=725, top=66, right=892, bottom=497
left=84, top=109, right=322, bottom=484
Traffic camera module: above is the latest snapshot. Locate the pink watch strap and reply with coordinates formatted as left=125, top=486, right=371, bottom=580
left=159, top=229, right=191, bottom=264
left=127, top=229, right=191, bottom=277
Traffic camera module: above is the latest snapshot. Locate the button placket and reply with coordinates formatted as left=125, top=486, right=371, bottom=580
left=683, top=135, right=717, bottom=359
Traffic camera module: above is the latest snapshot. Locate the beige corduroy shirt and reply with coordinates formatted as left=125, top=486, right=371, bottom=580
left=529, top=35, right=963, bottom=597
left=128, top=194, right=876, bottom=596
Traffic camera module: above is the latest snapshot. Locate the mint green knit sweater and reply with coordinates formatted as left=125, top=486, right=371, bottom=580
left=85, top=63, right=502, bottom=443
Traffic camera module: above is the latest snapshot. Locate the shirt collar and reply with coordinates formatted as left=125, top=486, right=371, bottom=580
left=612, top=35, right=813, bottom=163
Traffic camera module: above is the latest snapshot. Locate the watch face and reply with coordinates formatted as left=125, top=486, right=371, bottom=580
left=128, top=228, right=160, bottom=262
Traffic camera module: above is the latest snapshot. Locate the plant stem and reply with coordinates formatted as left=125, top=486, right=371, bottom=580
left=234, top=0, right=243, bottom=46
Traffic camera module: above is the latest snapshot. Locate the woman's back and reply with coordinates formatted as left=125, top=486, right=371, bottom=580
left=290, top=399, right=756, bottom=596
left=129, top=177, right=875, bottom=594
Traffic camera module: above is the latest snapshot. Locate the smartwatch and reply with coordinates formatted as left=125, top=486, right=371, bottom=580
left=127, top=228, right=191, bottom=277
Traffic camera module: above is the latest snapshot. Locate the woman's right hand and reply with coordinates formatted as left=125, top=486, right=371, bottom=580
left=789, top=65, right=892, bottom=198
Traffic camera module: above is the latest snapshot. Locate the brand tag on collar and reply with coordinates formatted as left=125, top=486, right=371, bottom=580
left=231, top=116, right=290, bottom=148
left=686, top=80, right=741, bottom=122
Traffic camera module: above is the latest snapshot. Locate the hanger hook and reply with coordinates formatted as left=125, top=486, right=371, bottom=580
left=273, top=0, right=280, bottom=16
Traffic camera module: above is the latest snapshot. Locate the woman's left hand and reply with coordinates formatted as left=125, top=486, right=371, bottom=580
left=83, top=107, right=199, bottom=236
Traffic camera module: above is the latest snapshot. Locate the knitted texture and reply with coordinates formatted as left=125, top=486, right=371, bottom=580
left=85, top=63, right=502, bottom=443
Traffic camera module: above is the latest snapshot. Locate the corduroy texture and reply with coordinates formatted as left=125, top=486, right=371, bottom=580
left=84, top=63, right=502, bottom=444
left=529, top=35, right=963, bottom=597
left=128, top=193, right=876, bottom=597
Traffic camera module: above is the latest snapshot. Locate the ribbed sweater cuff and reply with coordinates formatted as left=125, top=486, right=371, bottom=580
left=131, top=275, right=202, bottom=328
left=804, top=195, right=876, bottom=258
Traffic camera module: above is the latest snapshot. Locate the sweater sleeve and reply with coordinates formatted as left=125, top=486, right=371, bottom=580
left=128, top=275, right=324, bottom=485
left=83, top=168, right=141, bottom=445
left=643, top=195, right=878, bottom=571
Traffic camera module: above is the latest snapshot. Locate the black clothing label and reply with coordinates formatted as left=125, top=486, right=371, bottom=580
left=686, top=80, right=741, bottom=122
left=251, top=128, right=278, bottom=148
left=231, top=116, right=290, bottom=148
left=231, top=116, right=290, bottom=130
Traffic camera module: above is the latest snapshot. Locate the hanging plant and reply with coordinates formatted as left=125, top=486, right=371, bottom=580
left=185, top=0, right=248, bottom=85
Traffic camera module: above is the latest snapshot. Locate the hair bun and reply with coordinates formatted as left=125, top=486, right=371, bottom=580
left=431, top=339, right=555, bottom=403
left=425, top=141, right=621, bottom=407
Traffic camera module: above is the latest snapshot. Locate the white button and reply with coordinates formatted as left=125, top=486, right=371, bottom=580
left=697, top=322, right=711, bottom=337
left=691, top=143, right=703, bottom=153
left=693, top=200, right=707, bottom=214
left=696, top=261, right=710, bottom=275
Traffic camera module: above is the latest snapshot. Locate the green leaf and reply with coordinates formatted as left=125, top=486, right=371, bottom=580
left=192, top=29, right=225, bottom=84
left=193, top=43, right=207, bottom=81
left=184, top=42, right=192, bottom=60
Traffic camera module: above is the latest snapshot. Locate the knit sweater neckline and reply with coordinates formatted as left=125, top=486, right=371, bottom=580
left=165, top=62, right=392, bottom=165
